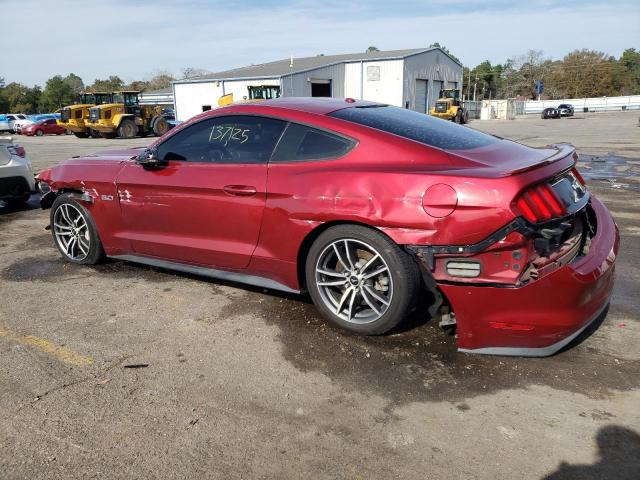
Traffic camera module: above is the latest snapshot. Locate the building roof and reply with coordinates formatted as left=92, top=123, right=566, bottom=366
left=141, top=87, right=173, bottom=95
left=174, top=47, right=460, bottom=84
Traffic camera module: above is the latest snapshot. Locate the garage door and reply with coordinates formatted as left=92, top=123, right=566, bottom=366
left=430, top=80, right=443, bottom=112
left=415, top=80, right=428, bottom=113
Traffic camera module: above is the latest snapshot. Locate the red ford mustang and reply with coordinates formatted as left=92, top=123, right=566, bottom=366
left=36, top=98, right=619, bottom=356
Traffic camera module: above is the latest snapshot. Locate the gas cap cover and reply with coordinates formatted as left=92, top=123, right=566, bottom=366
left=422, top=183, right=458, bottom=218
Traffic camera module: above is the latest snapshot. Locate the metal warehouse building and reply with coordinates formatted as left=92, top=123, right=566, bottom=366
left=172, top=47, right=463, bottom=121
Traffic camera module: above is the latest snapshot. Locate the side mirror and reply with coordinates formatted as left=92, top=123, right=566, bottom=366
left=137, top=148, right=165, bottom=168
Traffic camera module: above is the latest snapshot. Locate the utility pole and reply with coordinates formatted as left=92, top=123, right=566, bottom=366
left=473, top=72, right=478, bottom=101
left=467, top=68, right=471, bottom=101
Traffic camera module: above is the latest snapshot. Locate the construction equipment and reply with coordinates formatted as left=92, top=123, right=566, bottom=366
left=85, top=91, right=168, bottom=139
left=429, top=89, right=469, bottom=124
left=57, top=92, right=112, bottom=138
left=217, top=87, right=276, bottom=108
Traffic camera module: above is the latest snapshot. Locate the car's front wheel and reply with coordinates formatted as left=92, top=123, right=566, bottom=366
left=305, top=225, right=420, bottom=335
left=35, top=129, right=44, bottom=136
left=50, top=195, right=104, bottom=265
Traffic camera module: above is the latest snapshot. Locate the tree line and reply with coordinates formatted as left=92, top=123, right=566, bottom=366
left=2, top=47, right=639, bottom=113
left=462, top=48, right=640, bottom=101
left=0, top=68, right=209, bottom=114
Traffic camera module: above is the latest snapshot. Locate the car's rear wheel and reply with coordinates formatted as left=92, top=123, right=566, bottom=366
left=305, top=225, right=420, bottom=335
left=50, top=195, right=104, bottom=265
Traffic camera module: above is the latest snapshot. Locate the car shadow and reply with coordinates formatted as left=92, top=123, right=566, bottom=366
left=0, top=194, right=40, bottom=214
left=542, top=425, right=640, bottom=480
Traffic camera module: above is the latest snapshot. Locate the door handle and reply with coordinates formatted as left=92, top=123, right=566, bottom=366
left=223, top=185, right=257, bottom=196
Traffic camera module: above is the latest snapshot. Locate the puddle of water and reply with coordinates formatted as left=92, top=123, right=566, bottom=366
left=578, top=154, right=640, bottom=191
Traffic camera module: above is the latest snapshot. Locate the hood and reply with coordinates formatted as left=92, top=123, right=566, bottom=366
left=65, top=147, right=147, bottom=163
left=445, top=140, right=576, bottom=177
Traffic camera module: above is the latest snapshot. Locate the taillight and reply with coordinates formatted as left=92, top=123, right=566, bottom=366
left=514, top=183, right=566, bottom=223
left=7, top=145, right=26, bottom=158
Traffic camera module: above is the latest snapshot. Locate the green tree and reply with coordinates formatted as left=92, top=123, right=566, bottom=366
left=146, top=72, right=175, bottom=91
left=428, top=42, right=461, bottom=63
left=90, top=75, right=125, bottom=92
left=366, top=46, right=380, bottom=53
left=40, top=75, right=75, bottom=111
left=618, top=48, right=640, bottom=94
left=63, top=73, right=84, bottom=97
left=2, top=82, right=42, bottom=113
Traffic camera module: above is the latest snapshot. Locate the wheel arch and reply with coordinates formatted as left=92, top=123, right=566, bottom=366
left=295, top=219, right=447, bottom=321
left=41, top=187, right=85, bottom=209
left=115, top=114, right=135, bottom=128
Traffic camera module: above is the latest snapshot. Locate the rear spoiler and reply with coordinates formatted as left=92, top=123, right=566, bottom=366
left=510, top=143, right=578, bottom=175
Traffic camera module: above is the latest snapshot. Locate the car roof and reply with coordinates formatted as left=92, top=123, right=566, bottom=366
left=234, top=97, right=385, bottom=115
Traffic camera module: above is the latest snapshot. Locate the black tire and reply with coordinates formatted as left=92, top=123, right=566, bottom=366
left=73, top=131, right=89, bottom=138
left=118, top=119, right=137, bottom=139
left=50, top=194, right=104, bottom=265
left=102, top=132, right=117, bottom=139
left=89, top=129, right=101, bottom=138
left=152, top=116, right=168, bottom=137
left=305, top=224, right=420, bottom=335
left=35, top=129, right=44, bottom=136
left=461, top=109, right=469, bottom=124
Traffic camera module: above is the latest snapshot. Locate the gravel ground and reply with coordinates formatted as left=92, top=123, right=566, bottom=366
left=1, top=111, right=639, bottom=479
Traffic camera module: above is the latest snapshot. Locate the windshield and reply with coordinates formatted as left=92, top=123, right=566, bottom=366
left=330, top=105, right=498, bottom=150
left=440, top=90, right=459, bottom=99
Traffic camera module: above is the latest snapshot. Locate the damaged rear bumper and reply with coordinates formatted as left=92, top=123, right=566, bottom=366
left=417, top=196, right=619, bottom=357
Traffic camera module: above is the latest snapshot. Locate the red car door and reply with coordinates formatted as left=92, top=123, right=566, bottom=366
left=115, top=115, right=287, bottom=270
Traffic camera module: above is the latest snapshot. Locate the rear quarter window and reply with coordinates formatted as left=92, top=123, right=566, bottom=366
left=330, top=105, right=498, bottom=151
left=271, top=123, right=354, bottom=162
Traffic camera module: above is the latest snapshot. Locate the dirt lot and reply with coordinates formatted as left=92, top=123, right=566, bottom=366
left=1, top=112, right=639, bottom=479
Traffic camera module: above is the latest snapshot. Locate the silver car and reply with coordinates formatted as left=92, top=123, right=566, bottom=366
left=0, top=136, right=35, bottom=205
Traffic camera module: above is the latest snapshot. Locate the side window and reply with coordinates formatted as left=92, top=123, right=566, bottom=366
left=156, top=115, right=286, bottom=164
left=271, top=123, right=354, bottom=162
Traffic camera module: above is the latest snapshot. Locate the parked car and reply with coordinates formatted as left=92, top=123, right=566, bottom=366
left=0, top=116, right=11, bottom=132
left=541, top=107, right=560, bottom=119
left=558, top=104, right=575, bottom=117
left=22, top=118, right=66, bottom=136
left=36, top=98, right=618, bottom=356
left=6, top=114, right=33, bottom=133
left=0, top=136, right=35, bottom=205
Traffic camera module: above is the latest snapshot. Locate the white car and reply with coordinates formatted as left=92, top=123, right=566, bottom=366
left=0, top=116, right=12, bottom=132
left=0, top=136, right=35, bottom=205
left=6, top=114, right=33, bottom=133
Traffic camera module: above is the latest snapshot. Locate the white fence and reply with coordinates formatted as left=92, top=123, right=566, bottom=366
left=524, top=95, right=640, bottom=114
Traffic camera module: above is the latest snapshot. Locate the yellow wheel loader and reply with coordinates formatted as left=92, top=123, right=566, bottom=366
left=429, top=89, right=469, bottom=124
left=84, top=91, right=169, bottom=139
left=57, top=92, right=113, bottom=138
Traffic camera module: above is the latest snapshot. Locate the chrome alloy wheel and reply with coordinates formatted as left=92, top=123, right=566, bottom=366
left=315, top=238, right=393, bottom=324
left=53, top=203, right=90, bottom=261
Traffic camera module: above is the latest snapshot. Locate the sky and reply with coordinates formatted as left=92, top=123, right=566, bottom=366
left=4, top=0, right=640, bottom=87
